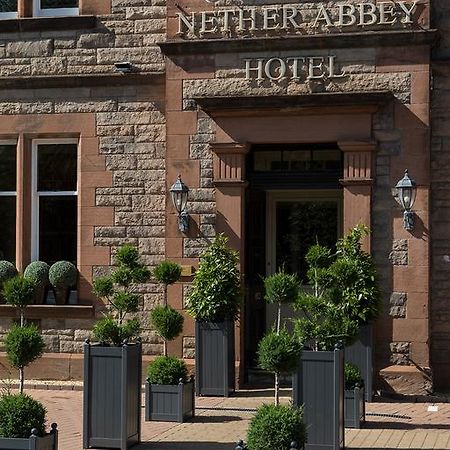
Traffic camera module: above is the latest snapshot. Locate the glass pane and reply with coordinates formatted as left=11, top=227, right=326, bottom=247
left=40, top=0, right=77, bottom=8
left=0, top=0, right=17, bottom=13
left=0, top=196, right=16, bottom=263
left=39, top=196, right=77, bottom=266
left=0, top=144, right=16, bottom=191
left=37, top=143, right=77, bottom=192
left=276, top=201, right=338, bottom=280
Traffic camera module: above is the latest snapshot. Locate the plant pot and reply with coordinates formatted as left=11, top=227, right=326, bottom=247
left=292, top=347, right=344, bottom=450
left=345, top=324, right=373, bottom=402
left=195, top=320, right=235, bottom=397
left=344, top=386, right=365, bottom=429
left=83, top=341, right=141, bottom=450
left=34, top=286, right=48, bottom=305
left=0, top=424, right=58, bottom=450
left=53, top=286, right=69, bottom=305
left=145, top=379, right=195, bottom=423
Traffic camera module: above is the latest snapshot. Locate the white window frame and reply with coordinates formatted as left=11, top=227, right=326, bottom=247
left=31, top=138, right=78, bottom=262
left=0, top=140, right=18, bottom=262
left=33, top=0, right=79, bottom=17
left=0, top=10, right=18, bottom=19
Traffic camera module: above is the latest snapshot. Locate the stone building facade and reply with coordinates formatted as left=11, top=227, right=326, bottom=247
left=0, top=0, right=449, bottom=395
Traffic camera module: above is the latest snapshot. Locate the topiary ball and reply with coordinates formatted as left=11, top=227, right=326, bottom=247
left=147, top=356, right=188, bottom=385
left=2, top=276, right=35, bottom=308
left=344, top=362, right=364, bottom=390
left=0, top=394, right=46, bottom=438
left=49, top=261, right=77, bottom=288
left=5, top=324, right=45, bottom=370
left=257, top=329, right=301, bottom=375
left=24, top=261, right=50, bottom=288
left=264, top=270, right=300, bottom=305
left=153, top=261, right=182, bottom=286
left=150, top=306, right=184, bottom=342
left=0, top=261, right=18, bottom=288
left=246, top=404, right=306, bottom=450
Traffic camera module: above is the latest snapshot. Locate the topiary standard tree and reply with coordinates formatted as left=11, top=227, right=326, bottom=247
left=24, top=261, right=50, bottom=305
left=0, top=261, right=17, bottom=304
left=257, top=329, right=301, bottom=405
left=2, top=276, right=35, bottom=326
left=92, top=244, right=150, bottom=346
left=49, top=261, right=78, bottom=305
left=151, top=261, right=183, bottom=356
left=4, top=325, right=45, bottom=394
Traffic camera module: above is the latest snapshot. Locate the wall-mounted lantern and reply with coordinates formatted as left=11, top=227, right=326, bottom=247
left=170, top=175, right=189, bottom=233
left=394, top=169, right=417, bottom=231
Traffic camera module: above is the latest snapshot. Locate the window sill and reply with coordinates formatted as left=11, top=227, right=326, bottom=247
left=0, top=15, right=96, bottom=33
left=0, top=304, right=95, bottom=319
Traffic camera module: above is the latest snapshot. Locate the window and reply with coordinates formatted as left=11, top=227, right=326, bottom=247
left=33, top=0, right=78, bottom=17
left=0, top=141, right=17, bottom=262
left=32, top=139, right=78, bottom=265
left=0, top=0, right=17, bottom=19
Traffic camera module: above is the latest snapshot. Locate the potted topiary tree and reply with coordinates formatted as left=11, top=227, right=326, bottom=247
left=145, top=260, right=194, bottom=422
left=24, top=262, right=50, bottom=305
left=344, top=363, right=365, bottom=429
left=0, top=261, right=17, bottom=304
left=237, top=403, right=306, bottom=450
left=187, top=234, right=241, bottom=397
left=259, top=270, right=301, bottom=405
left=48, top=261, right=77, bottom=305
left=83, top=244, right=150, bottom=450
left=292, top=225, right=379, bottom=450
left=0, top=276, right=57, bottom=450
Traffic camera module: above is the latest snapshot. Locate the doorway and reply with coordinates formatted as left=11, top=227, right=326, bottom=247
left=244, top=143, right=343, bottom=376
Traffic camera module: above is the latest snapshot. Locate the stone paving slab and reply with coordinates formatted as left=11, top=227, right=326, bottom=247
left=24, top=389, right=450, bottom=450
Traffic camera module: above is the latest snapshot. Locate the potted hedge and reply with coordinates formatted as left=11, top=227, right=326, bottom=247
left=344, top=363, right=365, bottom=429
left=145, top=261, right=194, bottom=423
left=237, top=403, right=306, bottom=450
left=83, top=245, right=150, bottom=450
left=187, top=234, right=241, bottom=397
left=24, top=262, right=50, bottom=305
left=48, top=261, right=77, bottom=305
left=0, top=261, right=17, bottom=304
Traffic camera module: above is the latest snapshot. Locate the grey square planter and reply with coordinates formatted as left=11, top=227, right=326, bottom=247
left=83, top=341, right=142, bottom=450
left=195, top=320, right=235, bottom=397
left=344, top=386, right=365, bottom=429
left=292, top=348, right=344, bottom=450
left=345, top=324, right=373, bottom=402
left=145, top=379, right=195, bottom=423
left=0, top=424, right=58, bottom=450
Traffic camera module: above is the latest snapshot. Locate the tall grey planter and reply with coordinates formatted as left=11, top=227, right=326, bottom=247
left=344, top=386, right=365, bottom=429
left=292, top=347, right=344, bottom=450
left=83, top=341, right=142, bottom=450
left=345, top=324, right=373, bottom=402
left=195, top=320, right=235, bottom=397
left=145, top=379, right=195, bottom=422
left=0, top=424, right=58, bottom=450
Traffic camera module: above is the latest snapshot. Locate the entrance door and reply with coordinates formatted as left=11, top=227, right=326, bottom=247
left=265, top=190, right=342, bottom=331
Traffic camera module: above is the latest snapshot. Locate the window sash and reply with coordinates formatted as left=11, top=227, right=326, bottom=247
left=33, top=0, right=78, bottom=17
left=31, top=138, right=78, bottom=261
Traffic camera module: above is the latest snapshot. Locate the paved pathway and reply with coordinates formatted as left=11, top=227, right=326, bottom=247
left=26, top=388, right=450, bottom=450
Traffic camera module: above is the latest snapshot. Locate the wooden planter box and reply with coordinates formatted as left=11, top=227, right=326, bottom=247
left=292, top=348, right=344, bottom=450
left=345, top=325, right=373, bottom=402
left=83, top=341, right=141, bottom=450
left=0, top=425, right=58, bottom=450
left=195, top=320, right=235, bottom=397
left=145, top=380, right=195, bottom=423
left=344, top=386, right=365, bottom=429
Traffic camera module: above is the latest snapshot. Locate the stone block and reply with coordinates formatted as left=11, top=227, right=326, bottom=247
left=183, top=336, right=195, bottom=359
left=6, top=39, right=53, bottom=58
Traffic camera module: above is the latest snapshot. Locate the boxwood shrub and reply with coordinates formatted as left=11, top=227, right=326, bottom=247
left=147, top=356, right=188, bottom=385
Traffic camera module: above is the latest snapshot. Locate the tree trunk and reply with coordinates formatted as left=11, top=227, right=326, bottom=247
left=163, top=340, right=167, bottom=357
left=274, top=372, right=279, bottom=406
left=19, top=367, right=24, bottom=394
left=277, top=303, right=281, bottom=333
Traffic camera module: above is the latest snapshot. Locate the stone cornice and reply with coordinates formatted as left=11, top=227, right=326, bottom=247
left=159, top=29, right=438, bottom=56
left=0, top=72, right=165, bottom=89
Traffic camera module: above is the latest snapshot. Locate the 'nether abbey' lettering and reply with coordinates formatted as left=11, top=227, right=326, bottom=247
left=177, top=1, right=418, bottom=36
